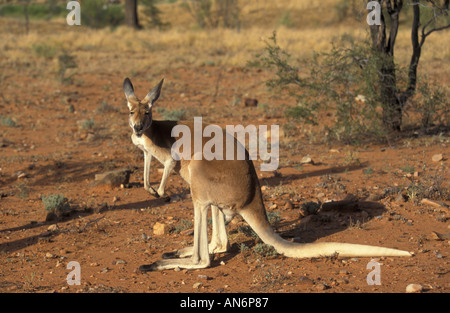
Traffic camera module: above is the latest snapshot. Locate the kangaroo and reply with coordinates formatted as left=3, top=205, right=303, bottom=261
left=123, top=78, right=411, bottom=272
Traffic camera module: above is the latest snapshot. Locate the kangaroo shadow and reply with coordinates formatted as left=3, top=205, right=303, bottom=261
left=276, top=200, right=387, bottom=245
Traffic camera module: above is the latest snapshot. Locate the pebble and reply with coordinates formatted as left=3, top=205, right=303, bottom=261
left=300, top=156, right=313, bottom=164
left=339, top=269, right=349, bottom=276
left=431, top=154, right=443, bottom=162
left=47, top=224, right=58, bottom=232
left=315, top=283, right=329, bottom=291
left=153, top=222, right=169, bottom=236
left=284, top=200, right=294, bottom=210
left=198, top=274, right=211, bottom=280
left=406, top=284, right=423, bottom=293
left=193, top=282, right=203, bottom=289
left=298, top=276, right=314, bottom=285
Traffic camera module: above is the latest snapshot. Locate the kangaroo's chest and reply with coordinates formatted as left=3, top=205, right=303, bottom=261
left=131, top=134, right=172, bottom=164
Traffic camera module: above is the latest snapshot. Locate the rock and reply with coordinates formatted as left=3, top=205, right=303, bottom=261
left=366, top=193, right=383, bottom=201
left=315, top=283, right=329, bottom=291
left=339, top=269, right=349, bottom=276
left=406, top=283, right=423, bottom=293
left=355, top=94, right=367, bottom=103
left=180, top=229, right=194, bottom=236
left=244, top=98, right=258, bottom=107
left=198, top=274, right=211, bottom=280
left=300, top=156, right=314, bottom=164
left=394, top=193, right=406, bottom=203
left=298, top=276, right=314, bottom=285
left=193, top=282, right=203, bottom=289
left=284, top=200, right=294, bottom=210
left=153, top=222, right=169, bottom=236
left=47, top=224, right=59, bottom=232
left=93, top=168, right=131, bottom=187
left=432, top=154, right=443, bottom=162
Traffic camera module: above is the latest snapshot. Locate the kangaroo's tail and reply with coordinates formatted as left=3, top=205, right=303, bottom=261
left=240, top=210, right=412, bottom=258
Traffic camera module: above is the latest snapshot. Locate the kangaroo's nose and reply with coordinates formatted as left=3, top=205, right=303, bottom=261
left=134, top=124, right=143, bottom=132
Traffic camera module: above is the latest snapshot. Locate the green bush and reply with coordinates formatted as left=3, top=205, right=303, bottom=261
left=0, top=116, right=17, bottom=127
left=32, top=43, right=58, bottom=60
left=252, top=31, right=448, bottom=143
left=42, top=194, right=71, bottom=215
left=82, top=0, right=124, bottom=29
left=0, top=3, right=65, bottom=19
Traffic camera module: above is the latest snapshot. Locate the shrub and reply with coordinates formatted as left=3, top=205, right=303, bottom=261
left=82, top=0, right=124, bottom=29
left=0, top=116, right=17, bottom=127
left=42, top=194, right=71, bottom=215
left=251, top=31, right=448, bottom=144
left=32, top=43, right=57, bottom=60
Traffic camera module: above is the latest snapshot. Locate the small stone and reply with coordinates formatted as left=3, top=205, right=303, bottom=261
left=180, top=229, right=194, bottom=236
left=300, top=156, right=314, bottom=164
left=153, top=222, right=168, bottom=236
left=406, top=283, right=423, bottom=293
left=198, top=274, right=211, bottom=280
left=93, top=168, right=131, bottom=187
left=284, top=200, right=294, bottom=210
left=47, top=224, right=58, bottom=232
left=45, top=252, right=54, bottom=258
left=193, top=282, right=203, bottom=289
left=339, top=269, right=349, bottom=276
left=244, top=98, right=258, bottom=107
left=395, top=193, right=406, bottom=203
left=298, top=276, right=314, bottom=285
left=432, top=154, right=443, bottom=162
left=315, top=283, right=329, bottom=291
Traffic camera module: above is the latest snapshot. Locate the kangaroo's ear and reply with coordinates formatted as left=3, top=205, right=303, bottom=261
left=144, top=78, right=164, bottom=106
left=123, top=78, right=135, bottom=100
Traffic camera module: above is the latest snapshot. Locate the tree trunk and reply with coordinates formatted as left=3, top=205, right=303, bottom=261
left=125, top=0, right=141, bottom=29
left=369, top=0, right=404, bottom=131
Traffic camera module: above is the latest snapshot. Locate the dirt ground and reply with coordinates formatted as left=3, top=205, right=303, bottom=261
left=1, top=63, right=448, bottom=294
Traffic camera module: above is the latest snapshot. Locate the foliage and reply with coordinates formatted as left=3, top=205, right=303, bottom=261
left=181, top=0, right=240, bottom=29
left=82, top=0, right=124, bottom=29
left=251, top=31, right=448, bottom=143
left=0, top=2, right=66, bottom=19
left=58, top=51, right=78, bottom=84
left=155, top=108, right=187, bottom=121
left=141, top=0, right=169, bottom=29
left=32, top=43, right=58, bottom=60
left=0, top=116, right=18, bottom=128
left=42, top=194, right=71, bottom=215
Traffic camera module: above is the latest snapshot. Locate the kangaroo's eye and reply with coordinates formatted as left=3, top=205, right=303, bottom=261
left=145, top=111, right=150, bottom=115
left=130, top=111, right=135, bottom=115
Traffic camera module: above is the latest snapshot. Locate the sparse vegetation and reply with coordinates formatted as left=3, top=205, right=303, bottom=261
left=155, top=108, right=187, bottom=121
left=42, top=194, right=71, bottom=215
left=0, top=116, right=17, bottom=128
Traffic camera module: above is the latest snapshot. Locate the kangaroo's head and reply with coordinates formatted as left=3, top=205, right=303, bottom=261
left=123, top=78, right=164, bottom=137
